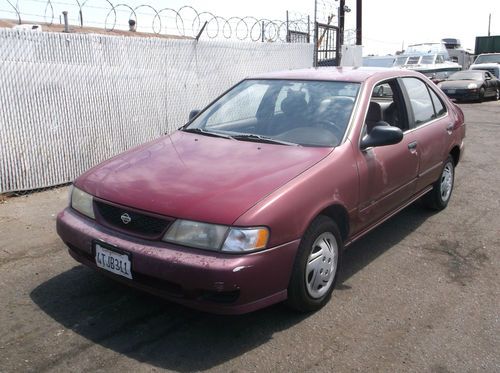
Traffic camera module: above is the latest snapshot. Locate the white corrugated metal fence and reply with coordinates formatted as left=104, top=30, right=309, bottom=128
left=0, top=29, right=312, bottom=193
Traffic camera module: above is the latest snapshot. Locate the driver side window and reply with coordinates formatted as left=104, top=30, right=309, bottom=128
left=365, top=79, right=407, bottom=135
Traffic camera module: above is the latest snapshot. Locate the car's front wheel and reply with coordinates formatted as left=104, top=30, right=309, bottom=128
left=423, top=155, right=455, bottom=210
left=479, top=87, right=486, bottom=102
left=495, top=88, right=500, bottom=101
left=287, top=216, right=342, bottom=312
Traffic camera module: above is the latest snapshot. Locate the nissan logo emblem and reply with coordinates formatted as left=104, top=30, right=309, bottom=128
left=120, top=213, right=132, bottom=224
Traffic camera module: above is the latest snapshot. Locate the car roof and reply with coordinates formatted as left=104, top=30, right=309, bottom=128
left=248, top=66, right=424, bottom=83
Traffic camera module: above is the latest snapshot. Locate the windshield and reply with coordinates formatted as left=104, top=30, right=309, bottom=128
left=185, top=79, right=360, bottom=147
left=448, top=71, right=483, bottom=80
left=421, top=55, right=435, bottom=64
left=406, top=43, right=448, bottom=55
left=474, top=54, right=500, bottom=64
left=394, top=56, right=407, bottom=66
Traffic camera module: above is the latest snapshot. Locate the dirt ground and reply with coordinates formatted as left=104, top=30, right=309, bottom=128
left=0, top=101, right=499, bottom=373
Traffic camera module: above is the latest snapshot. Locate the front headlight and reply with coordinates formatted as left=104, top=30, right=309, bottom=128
left=163, top=220, right=228, bottom=251
left=467, top=83, right=478, bottom=89
left=162, top=219, right=269, bottom=252
left=70, top=186, right=95, bottom=219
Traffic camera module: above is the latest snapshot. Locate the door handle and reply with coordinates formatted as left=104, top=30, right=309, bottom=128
left=407, top=141, right=417, bottom=150
left=446, top=123, right=454, bottom=134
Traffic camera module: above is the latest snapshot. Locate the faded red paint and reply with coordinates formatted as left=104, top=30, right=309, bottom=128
left=57, top=67, right=465, bottom=314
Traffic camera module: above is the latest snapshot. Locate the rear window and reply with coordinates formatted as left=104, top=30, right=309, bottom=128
left=474, top=54, right=500, bottom=64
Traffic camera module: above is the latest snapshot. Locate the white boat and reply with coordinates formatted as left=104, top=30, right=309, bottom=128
left=393, top=42, right=462, bottom=81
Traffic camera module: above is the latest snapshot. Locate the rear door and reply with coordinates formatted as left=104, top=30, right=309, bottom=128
left=399, top=77, right=452, bottom=191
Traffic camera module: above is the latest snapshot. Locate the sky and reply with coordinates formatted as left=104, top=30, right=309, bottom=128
left=1, top=0, right=499, bottom=55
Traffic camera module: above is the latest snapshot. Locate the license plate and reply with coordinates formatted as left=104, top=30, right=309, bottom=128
left=447, top=89, right=456, bottom=94
left=94, top=242, right=132, bottom=279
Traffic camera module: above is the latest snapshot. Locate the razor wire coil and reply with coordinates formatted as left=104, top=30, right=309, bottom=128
left=1, top=0, right=311, bottom=42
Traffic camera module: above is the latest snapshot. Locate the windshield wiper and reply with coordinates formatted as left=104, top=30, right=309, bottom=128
left=181, top=127, right=233, bottom=139
left=231, top=134, right=299, bottom=146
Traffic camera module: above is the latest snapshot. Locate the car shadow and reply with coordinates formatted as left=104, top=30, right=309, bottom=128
left=30, top=203, right=435, bottom=371
left=339, top=203, right=435, bottom=283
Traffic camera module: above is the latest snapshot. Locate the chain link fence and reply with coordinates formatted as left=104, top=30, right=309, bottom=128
left=0, top=28, right=313, bottom=194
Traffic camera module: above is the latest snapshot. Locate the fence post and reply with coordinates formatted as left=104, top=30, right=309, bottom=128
left=286, top=11, right=289, bottom=43
left=62, top=11, right=69, bottom=33
left=196, top=21, right=208, bottom=41
left=261, top=21, right=265, bottom=42
left=313, top=22, right=318, bottom=67
left=307, top=15, right=310, bottom=43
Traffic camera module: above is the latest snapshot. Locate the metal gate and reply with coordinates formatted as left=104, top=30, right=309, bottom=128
left=287, top=30, right=310, bottom=43
left=314, top=22, right=339, bottom=66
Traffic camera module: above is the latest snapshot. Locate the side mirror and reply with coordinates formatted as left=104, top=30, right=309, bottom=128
left=189, top=109, right=201, bottom=121
left=361, top=123, right=403, bottom=150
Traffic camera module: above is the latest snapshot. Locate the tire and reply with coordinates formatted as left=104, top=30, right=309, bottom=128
left=479, top=87, right=485, bottom=102
left=287, top=216, right=342, bottom=312
left=495, top=88, right=500, bottom=101
left=423, top=155, right=455, bottom=210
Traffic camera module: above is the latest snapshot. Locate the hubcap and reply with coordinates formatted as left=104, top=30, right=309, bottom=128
left=305, top=232, right=338, bottom=299
left=440, top=162, right=454, bottom=202
left=496, top=89, right=499, bottom=100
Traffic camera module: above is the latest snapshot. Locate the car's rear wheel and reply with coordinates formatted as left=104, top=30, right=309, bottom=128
left=423, top=155, right=455, bottom=210
left=287, top=216, right=342, bottom=312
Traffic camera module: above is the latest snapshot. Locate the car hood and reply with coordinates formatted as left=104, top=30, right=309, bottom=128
left=76, top=131, right=333, bottom=225
left=440, top=80, right=481, bottom=89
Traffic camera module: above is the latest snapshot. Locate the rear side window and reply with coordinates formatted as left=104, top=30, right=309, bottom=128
left=401, top=78, right=437, bottom=127
left=428, top=89, right=446, bottom=117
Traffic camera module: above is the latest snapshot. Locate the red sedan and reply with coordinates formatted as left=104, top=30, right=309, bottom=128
left=57, top=67, right=465, bottom=314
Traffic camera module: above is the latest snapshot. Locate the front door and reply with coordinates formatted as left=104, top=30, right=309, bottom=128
left=355, top=79, right=420, bottom=228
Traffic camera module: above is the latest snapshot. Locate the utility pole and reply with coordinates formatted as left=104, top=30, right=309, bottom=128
left=339, top=0, right=345, bottom=47
left=488, top=13, right=491, bottom=36
left=356, top=0, right=362, bottom=45
left=313, top=0, right=318, bottom=67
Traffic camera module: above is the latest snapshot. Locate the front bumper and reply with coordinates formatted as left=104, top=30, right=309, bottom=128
left=56, top=208, right=300, bottom=314
left=442, top=89, right=480, bottom=101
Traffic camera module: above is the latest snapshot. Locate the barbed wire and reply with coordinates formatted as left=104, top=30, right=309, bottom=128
left=316, top=0, right=337, bottom=25
left=1, top=0, right=21, bottom=23
left=1, top=0, right=312, bottom=42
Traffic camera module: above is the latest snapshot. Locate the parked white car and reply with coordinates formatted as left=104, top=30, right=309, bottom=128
left=470, top=53, right=500, bottom=78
